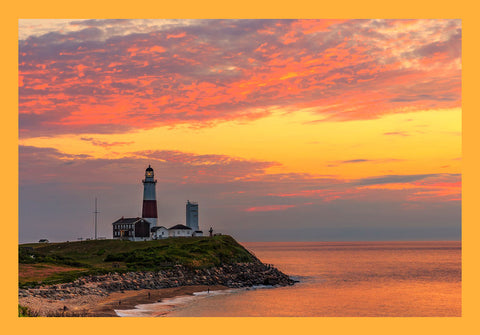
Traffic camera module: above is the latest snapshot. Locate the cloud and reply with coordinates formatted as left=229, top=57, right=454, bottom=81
left=383, top=131, right=410, bottom=136
left=19, top=145, right=91, bottom=159
left=80, top=137, right=134, bottom=148
left=71, top=19, right=132, bottom=27
left=408, top=27, right=461, bottom=60
left=19, top=19, right=461, bottom=138
left=244, top=204, right=297, bottom=212
left=18, top=145, right=279, bottom=186
left=355, top=174, right=461, bottom=203
left=354, top=174, right=440, bottom=186
left=328, top=158, right=404, bottom=167
left=340, top=159, right=370, bottom=163
left=20, top=145, right=461, bottom=204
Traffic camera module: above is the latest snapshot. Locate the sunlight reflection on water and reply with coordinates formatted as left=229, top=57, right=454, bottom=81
left=117, top=241, right=461, bottom=317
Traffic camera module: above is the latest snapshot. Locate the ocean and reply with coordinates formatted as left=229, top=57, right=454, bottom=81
left=115, top=241, right=461, bottom=317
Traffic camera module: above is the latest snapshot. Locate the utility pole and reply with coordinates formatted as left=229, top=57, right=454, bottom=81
left=94, top=197, right=100, bottom=240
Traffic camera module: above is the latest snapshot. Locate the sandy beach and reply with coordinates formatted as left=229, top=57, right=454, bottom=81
left=18, top=262, right=294, bottom=317
left=19, top=285, right=229, bottom=317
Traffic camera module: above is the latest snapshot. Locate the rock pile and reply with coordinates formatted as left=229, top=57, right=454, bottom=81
left=19, top=263, right=295, bottom=300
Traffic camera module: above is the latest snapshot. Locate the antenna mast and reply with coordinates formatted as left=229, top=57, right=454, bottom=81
left=94, top=197, right=100, bottom=240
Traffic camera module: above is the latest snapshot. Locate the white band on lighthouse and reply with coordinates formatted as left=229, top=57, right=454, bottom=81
left=143, top=182, right=156, bottom=200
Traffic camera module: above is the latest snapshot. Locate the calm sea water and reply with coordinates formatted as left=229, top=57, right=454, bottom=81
left=116, top=241, right=461, bottom=317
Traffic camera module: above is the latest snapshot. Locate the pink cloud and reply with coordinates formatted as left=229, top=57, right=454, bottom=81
left=19, top=19, right=461, bottom=137
left=80, top=137, right=134, bottom=148
left=244, top=204, right=297, bottom=212
left=167, top=32, right=186, bottom=39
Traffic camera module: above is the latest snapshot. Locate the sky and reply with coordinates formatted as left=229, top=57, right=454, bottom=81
left=18, top=19, right=461, bottom=243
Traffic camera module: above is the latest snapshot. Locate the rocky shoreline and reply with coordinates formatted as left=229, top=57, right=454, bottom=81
left=19, top=262, right=296, bottom=315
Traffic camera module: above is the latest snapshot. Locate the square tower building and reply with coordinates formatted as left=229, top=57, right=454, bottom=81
left=186, top=200, right=199, bottom=231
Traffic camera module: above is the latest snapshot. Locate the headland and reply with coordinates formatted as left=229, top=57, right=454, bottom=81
left=18, top=235, right=295, bottom=316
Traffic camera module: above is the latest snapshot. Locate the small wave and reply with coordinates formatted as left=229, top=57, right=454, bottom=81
left=192, top=289, right=236, bottom=296
left=114, top=285, right=287, bottom=317
left=115, top=289, right=239, bottom=317
left=245, top=284, right=276, bottom=290
left=289, top=275, right=313, bottom=282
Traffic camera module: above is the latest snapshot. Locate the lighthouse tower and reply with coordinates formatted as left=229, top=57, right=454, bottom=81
left=142, top=165, right=158, bottom=229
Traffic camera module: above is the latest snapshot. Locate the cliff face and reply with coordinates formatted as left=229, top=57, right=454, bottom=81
left=19, top=263, right=295, bottom=300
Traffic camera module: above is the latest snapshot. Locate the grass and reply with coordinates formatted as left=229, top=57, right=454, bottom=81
left=18, top=305, right=30, bottom=317
left=19, top=263, right=90, bottom=287
left=19, top=235, right=258, bottom=287
left=18, top=304, right=88, bottom=317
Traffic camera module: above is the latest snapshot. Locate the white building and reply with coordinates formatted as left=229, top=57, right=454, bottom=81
left=168, top=224, right=193, bottom=237
left=151, top=226, right=169, bottom=239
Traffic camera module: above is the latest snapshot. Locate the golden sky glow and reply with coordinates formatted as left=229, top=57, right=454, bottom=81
left=20, top=107, right=461, bottom=179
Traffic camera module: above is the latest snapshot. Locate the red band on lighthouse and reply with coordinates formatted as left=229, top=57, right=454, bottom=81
left=142, top=200, right=157, bottom=218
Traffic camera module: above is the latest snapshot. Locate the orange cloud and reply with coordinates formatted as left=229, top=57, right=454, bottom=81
left=167, top=32, right=186, bottom=39
left=357, top=176, right=461, bottom=202
left=244, top=204, right=297, bottom=212
left=149, top=45, right=166, bottom=53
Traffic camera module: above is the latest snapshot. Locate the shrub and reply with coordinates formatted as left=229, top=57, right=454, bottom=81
left=96, top=249, right=106, bottom=256
left=18, top=305, right=31, bottom=317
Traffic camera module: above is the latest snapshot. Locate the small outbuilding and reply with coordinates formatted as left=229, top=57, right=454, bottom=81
left=151, top=226, right=169, bottom=239
left=168, top=224, right=193, bottom=237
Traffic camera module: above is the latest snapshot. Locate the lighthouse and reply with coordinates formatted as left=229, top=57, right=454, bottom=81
left=142, top=165, right=158, bottom=229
